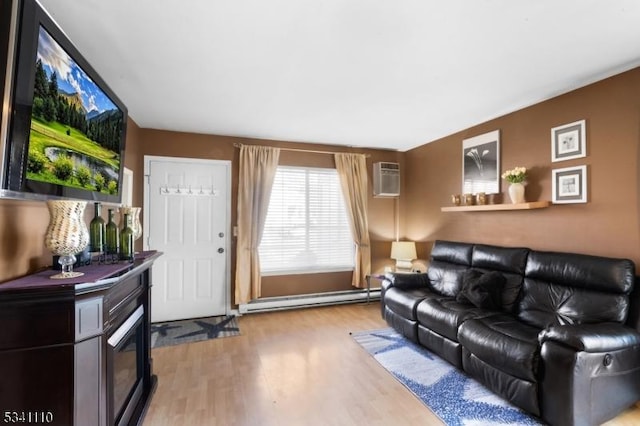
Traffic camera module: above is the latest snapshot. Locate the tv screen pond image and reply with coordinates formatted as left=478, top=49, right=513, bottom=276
left=26, top=26, right=124, bottom=196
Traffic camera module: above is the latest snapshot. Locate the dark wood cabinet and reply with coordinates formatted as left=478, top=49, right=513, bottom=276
left=0, top=252, right=161, bottom=426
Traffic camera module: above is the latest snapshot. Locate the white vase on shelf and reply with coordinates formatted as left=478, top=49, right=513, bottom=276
left=508, top=183, right=525, bottom=204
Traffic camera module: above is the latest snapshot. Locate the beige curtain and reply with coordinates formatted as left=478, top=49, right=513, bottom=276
left=235, top=145, right=280, bottom=304
left=335, top=153, right=371, bottom=288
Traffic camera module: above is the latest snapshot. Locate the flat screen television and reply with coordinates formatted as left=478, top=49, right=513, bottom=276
left=0, top=0, right=127, bottom=204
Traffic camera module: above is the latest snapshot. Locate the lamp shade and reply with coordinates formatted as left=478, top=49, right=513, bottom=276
left=390, top=241, right=417, bottom=260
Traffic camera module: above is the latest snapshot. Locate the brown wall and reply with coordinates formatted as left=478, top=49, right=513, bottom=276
left=403, top=67, right=640, bottom=264
left=124, top=117, right=145, bottom=214
left=0, top=198, right=50, bottom=280
left=137, top=130, right=402, bottom=298
left=3, top=66, right=638, bottom=291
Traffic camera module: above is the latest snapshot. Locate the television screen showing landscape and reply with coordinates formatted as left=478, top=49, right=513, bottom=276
left=26, top=26, right=124, bottom=196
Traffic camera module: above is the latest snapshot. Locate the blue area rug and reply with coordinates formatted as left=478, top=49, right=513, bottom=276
left=151, top=315, right=240, bottom=348
left=352, top=328, right=543, bottom=426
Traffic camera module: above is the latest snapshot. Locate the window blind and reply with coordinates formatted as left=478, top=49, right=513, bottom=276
left=259, top=166, right=355, bottom=275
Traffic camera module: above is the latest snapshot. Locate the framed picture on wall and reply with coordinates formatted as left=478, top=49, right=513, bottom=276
left=462, top=130, right=500, bottom=194
left=551, top=119, right=586, bottom=162
left=552, top=165, right=587, bottom=203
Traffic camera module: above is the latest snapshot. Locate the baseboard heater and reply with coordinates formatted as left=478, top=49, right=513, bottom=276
left=238, top=288, right=381, bottom=314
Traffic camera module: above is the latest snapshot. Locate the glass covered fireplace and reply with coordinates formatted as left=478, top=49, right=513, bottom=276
left=108, top=305, right=145, bottom=425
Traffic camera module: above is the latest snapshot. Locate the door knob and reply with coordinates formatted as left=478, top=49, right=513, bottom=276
left=218, top=248, right=224, bottom=253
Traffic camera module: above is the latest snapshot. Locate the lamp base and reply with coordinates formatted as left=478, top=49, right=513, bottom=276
left=395, top=259, right=414, bottom=273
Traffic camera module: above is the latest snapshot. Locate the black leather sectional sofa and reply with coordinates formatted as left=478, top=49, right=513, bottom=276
left=381, top=240, right=640, bottom=426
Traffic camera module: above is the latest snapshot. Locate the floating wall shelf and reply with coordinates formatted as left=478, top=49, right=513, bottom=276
left=441, top=201, right=550, bottom=212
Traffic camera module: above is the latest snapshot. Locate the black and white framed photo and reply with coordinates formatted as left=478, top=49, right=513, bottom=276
left=552, top=165, right=587, bottom=203
left=462, top=130, right=500, bottom=194
left=551, top=119, right=586, bottom=162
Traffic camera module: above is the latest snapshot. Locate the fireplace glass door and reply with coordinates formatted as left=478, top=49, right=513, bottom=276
left=108, top=305, right=144, bottom=425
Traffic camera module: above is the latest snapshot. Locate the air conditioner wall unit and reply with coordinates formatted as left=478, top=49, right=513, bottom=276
left=373, top=162, right=400, bottom=197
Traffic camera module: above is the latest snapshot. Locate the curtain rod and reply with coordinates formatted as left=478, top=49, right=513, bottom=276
left=233, top=143, right=370, bottom=158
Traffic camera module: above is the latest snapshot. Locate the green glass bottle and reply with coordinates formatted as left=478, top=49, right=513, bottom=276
left=105, top=209, right=119, bottom=260
left=120, top=213, right=135, bottom=262
left=89, top=202, right=105, bottom=254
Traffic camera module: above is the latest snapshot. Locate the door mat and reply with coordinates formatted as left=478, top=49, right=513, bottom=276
left=151, top=315, right=240, bottom=348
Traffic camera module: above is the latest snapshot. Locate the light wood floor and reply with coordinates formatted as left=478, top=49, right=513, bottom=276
left=143, top=303, right=640, bottom=426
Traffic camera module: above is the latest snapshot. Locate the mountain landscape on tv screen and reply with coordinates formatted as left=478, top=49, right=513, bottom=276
left=26, top=26, right=123, bottom=195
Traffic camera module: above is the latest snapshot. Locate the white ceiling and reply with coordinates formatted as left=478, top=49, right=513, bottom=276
left=37, top=0, right=640, bottom=152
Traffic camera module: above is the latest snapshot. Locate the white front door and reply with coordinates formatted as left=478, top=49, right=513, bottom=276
left=144, top=155, right=231, bottom=322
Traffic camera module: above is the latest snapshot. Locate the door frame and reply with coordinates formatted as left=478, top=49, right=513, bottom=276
left=143, top=155, right=233, bottom=316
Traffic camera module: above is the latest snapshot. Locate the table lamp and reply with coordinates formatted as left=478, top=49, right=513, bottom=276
left=391, top=241, right=417, bottom=272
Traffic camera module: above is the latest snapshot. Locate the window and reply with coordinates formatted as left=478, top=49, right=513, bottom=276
left=259, top=166, right=355, bottom=275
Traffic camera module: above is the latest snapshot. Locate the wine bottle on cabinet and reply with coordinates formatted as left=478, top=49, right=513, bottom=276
left=120, top=213, right=135, bottom=262
left=89, top=202, right=105, bottom=262
left=105, top=209, right=119, bottom=263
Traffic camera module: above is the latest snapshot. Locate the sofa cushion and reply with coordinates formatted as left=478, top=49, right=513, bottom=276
left=431, top=240, right=474, bottom=265
left=518, top=279, right=629, bottom=328
left=471, top=244, right=528, bottom=274
left=426, top=241, right=474, bottom=297
left=417, top=297, right=494, bottom=341
left=519, top=251, right=635, bottom=328
left=471, top=244, right=529, bottom=313
left=384, top=287, right=437, bottom=321
left=456, top=269, right=506, bottom=309
left=428, top=262, right=469, bottom=297
left=525, top=250, right=635, bottom=293
left=458, top=314, right=541, bottom=382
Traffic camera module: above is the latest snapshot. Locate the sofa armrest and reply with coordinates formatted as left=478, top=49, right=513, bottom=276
left=538, top=323, right=640, bottom=352
left=384, top=272, right=430, bottom=290
left=540, top=338, right=640, bottom=425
